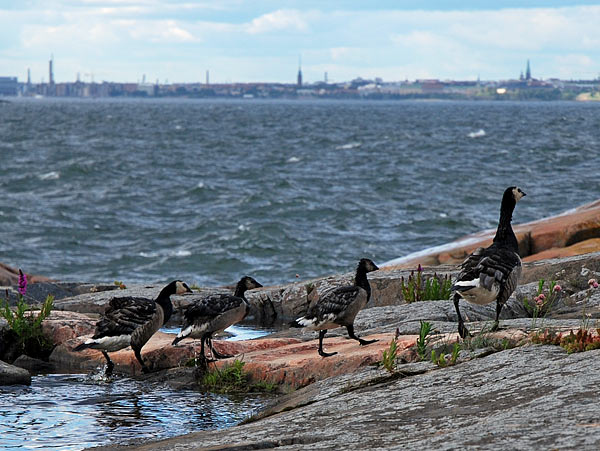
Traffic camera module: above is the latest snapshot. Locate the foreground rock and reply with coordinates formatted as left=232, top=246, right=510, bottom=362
left=0, top=359, right=31, bottom=385
left=93, top=344, right=600, bottom=450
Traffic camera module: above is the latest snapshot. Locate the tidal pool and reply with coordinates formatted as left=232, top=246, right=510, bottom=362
left=0, top=325, right=277, bottom=450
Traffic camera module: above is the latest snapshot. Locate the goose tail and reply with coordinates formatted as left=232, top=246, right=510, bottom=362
left=73, top=341, right=93, bottom=352
left=172, top=325, right=192, bottom=345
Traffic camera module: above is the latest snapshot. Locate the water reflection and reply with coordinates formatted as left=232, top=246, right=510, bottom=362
left=0, top=374, right=271, bottom=450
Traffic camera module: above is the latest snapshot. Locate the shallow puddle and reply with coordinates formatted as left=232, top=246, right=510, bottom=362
left=0, top=373, right=271, bottom=450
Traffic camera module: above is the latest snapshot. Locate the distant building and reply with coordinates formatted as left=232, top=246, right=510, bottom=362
left=0, top=77, right=18, bottom=95
left=526, top=59, right=531, bottom=81
left=297, top=57, right=303, bottom=87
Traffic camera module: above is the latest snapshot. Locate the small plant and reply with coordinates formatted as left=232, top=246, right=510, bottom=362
left=560, top=329, right=600, bottom=353
left=416, top=320, right=434, bottom=360
left=531, top=327, right=600, bottom=354
left=381, top=337, right=399, bottom=373
left=114, top=280, right=127, bottom=290
left=401, top=265, right=452, bottom=303
left=199, top=359, right=277, bottom=393
left=522, top=279, right=562, bottom=328
left=530, top=328, right=562, bottom=346
left=430, top=342, right=461, bottom=367
left=1, top=269, right=55, bottom=359
left=202, top=359, right=248, bottom=393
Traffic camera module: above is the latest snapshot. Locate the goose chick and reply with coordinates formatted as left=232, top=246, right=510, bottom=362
left=172, top=276, right=262, bottom=361
left=74, top=280, right=192, bottom=376
left=452, top=186, right=526, bottom=338
left=293, top=258, right=379, bottom=357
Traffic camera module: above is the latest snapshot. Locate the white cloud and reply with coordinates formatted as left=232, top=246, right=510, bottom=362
left=245, top=9, right=309, bottom=34
left=2, top=3, right=600, bottom=82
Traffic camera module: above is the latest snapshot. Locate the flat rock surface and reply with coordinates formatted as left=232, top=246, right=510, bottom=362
left=94, top=344, right=600, bottom=450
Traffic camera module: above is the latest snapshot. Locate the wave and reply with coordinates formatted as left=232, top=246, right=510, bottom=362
left=467, top=129, right=486, bottom=138
left=287, top=156, right=301, bottom=163
left=335, top=142, right=362, bottom=150
left=139, top=249, right=192, bottom=258
left=38, top=171, right=60, bottom=180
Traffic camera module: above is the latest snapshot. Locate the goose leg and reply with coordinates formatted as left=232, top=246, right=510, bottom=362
left=346, top=325, right=378, bottom=346
left=203, top=335, right=217, bottom=363
left=318, top=330, right=337, bottom=357
left=102, top=351, right=114, bottom=377
left=491, top=301, right=503, bottom=332
left=454, top=293, right=471, bottom=339
left=208, top=338, right=234, bottom=359
left=133, top=347, right=150, bottom=373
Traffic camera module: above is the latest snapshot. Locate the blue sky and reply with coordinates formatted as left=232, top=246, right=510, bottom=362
left=1, top=1, right=599, bottom=84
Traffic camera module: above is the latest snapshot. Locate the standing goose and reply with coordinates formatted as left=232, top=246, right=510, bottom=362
left=75, top=280, right=192, bottom=376
left=293, top=258, right=379, bottom=357
left=172, top=276, right=262, bottom=361
left=452, top=186, right=526, bottom=338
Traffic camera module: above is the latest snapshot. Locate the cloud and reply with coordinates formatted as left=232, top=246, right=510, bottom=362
left=245, top=9, right=309, bottom=34
left=2, top=2, right=600, bottom=83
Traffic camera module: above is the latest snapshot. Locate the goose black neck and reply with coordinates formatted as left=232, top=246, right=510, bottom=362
left=156, top=284, right=175, bottom=324
left=234, top=281, right=248, bottom=300
left=354, top=266, right=372, bottom=301
left=493, top=193, right=519, bottom=252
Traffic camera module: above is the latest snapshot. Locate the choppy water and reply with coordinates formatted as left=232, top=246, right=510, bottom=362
left=0, top=373, right=270, bottom=450
left=1, top=98, right=599, bottom=286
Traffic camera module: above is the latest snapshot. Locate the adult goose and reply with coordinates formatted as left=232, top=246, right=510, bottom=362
left=452, top=186, right=526, bottom=338
left=293, top=258, right=379, bottom=357
left=172, top=276, right=262, bottom=361
left=75, top=280, right=192, bottom=376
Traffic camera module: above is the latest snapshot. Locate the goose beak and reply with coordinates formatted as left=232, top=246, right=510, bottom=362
left=254, top=282, right=263, bottom=289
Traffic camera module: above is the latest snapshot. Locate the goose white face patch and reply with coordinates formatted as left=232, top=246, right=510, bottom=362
left=512, top=187, right=525, bottom=201
left=175, top=281, right=190, bottom=294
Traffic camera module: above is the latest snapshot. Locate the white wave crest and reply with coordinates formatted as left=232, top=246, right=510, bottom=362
left=335, top=142, right=362, bottom=150
left=468, top=129, right=486, bottom=138
left=39, top=171, right=60, bottom=180
left=287, top=156, right=301, bottom=163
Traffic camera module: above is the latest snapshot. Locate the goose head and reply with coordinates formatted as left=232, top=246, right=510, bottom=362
left=241, top=276, right=263, bottom=290
left=510, top=186, right=526, bottom=202
left=174, top=280, right=193, bottom=295
left=358, top=258, right=379, bottom=273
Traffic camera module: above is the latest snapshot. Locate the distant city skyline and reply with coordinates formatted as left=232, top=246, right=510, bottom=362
left=1, top=1, right=600, bottom=84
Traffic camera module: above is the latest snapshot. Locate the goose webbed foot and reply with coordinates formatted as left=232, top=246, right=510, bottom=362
left=317, top=330, right=336, bottom=358
left=458, top=322, right=472, bottom=339
left=318, top=348, right=338, bottom=358
left=102, top=351, right=115, bottom=377
left=211, top=348, right=234, bottom=359
left=346, top=325, right=376, bottom=346
left=207, top=337, right=233, bottom=359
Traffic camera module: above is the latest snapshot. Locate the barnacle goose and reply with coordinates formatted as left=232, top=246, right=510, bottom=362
left=172, top=276, right=262, bottom=361
left=74, top=280, right=192, bottom=376
left=452, top=186, right=526, bottom=338
left=293, top=258, right=379, bottom=357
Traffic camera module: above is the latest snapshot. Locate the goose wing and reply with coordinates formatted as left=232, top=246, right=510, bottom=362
left=307, top=286, right=361, bottom=322
left=454, top=245, right=521, bottom=294
left=93, top=297, right=156, bottom=339
left=184, top=294, right=243, bottom=323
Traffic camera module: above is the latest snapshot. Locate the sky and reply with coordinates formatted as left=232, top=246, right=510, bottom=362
left=1, top=1, right=600, bottom=84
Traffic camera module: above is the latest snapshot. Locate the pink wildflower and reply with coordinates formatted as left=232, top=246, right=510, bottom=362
left=537, top=293, right=546, bottom=301
left=553, top=284, right=562, bottom=292
left=535, top=297, right=544, bottom=306
left=589, top=278, right=599, bottom=289
left=18, top=269, right=27, bottom=296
